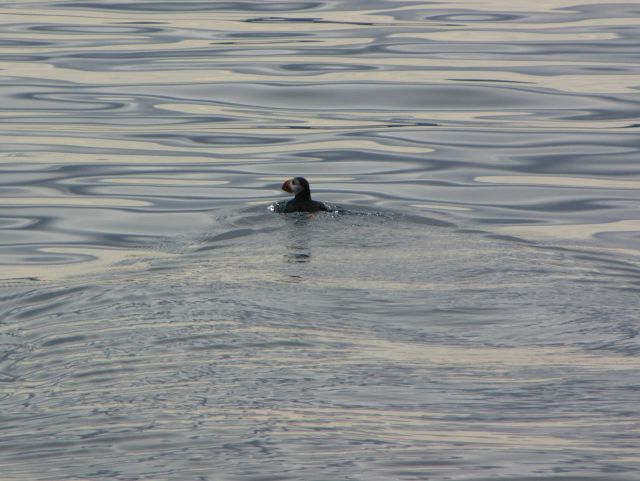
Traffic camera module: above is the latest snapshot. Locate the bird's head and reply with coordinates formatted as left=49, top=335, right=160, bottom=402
left=281, top=177, right=309, bottom=195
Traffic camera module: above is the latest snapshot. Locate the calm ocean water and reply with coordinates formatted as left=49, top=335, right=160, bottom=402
left=1, top=1, right=639, bottom=480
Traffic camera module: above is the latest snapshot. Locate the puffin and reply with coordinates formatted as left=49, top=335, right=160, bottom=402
left=280, top=177, right=329, bottom=213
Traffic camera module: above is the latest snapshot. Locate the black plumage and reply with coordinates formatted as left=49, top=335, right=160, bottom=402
left=281, top=177, right=329, bottom=213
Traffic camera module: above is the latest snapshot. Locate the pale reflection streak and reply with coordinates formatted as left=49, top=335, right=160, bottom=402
left=229, top=324, right=640, bottom=366
left=2, top=61, right=638, bottom=94
left=476, top=175, right=640, bottom=189
left=499, top=219, right=640, bottom=241
left=0, top=134, right=431, bottom=155
left=0, top=197, right=150, bottom=206
left=97, top=177, right=228, bottom=186
left=0, top=247, right=174, bottom=281
left=0, top=152, right=221, bottom=164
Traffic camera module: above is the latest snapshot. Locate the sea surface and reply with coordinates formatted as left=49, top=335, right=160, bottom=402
left=1, top=1, right=639, bottom=480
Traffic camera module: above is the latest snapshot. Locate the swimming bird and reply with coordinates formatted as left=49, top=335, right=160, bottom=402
left=280, top=177, right=329, bottom=213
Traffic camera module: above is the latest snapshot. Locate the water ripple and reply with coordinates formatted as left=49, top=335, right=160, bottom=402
left=1, top=1, right=640, bottom=480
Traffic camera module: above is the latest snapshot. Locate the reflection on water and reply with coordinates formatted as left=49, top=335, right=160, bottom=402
left=1, top=0, right=640, bottom=480
left=283, top=216, right=313, bottom=264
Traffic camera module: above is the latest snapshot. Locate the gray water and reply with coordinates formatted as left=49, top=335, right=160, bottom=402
left=1, top=1, right=640, bottom=480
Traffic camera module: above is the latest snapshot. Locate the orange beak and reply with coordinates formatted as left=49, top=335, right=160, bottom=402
left=281, top=179, right=292, bottom=193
